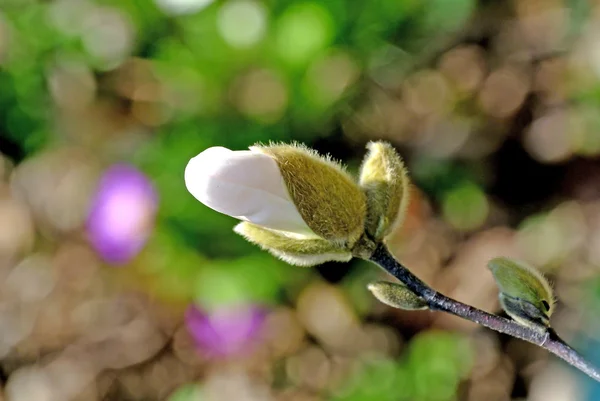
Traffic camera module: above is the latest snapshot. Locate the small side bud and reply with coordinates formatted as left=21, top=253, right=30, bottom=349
left=359, top=141, right=410, bottom=241
left=234, top=222, right=352, bottom=267
left=367, top=280, right=428, bottom=310
left=488, top=257, right=555, bottom=330
left=253, top=143, right=366, bottom=247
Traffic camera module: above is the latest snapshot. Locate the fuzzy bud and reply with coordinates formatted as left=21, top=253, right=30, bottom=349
left=488, top=257, right=555, bottom=331
left=252, top=143, right=366, bottom=247
left=359, top=141, right=410, bottom=241
left=367, top=280, right=428, bottom=310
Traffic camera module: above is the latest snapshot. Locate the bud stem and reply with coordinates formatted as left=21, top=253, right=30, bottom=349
left=368, top=243, right=600, bottom=382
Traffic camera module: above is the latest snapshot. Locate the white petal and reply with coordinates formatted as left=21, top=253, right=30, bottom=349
left=185, top=146, right=315, bottom=236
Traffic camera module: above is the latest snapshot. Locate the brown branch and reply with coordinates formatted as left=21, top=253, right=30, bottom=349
left=368, top=243, right=600, bottom=382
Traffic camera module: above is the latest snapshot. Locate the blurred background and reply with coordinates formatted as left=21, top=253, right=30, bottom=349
left=1, top=0, right=600, bottom=400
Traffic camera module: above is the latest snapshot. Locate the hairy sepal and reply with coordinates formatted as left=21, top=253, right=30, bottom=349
left=234, top=222, right=352, bottom=267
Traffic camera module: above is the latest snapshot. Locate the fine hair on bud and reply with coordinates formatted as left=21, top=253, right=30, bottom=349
left=488, top=257, right=555, bottom=330
left=367, top=280, right=428, bottom=310
left=359, top=141, right=410, bottom=241
left=253, top=142, right=366, bottom=247
left=234, top=222, right=352, bottom=267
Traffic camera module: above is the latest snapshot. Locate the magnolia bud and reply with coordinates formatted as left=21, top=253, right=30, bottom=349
left=359, top=141, right=410, bottom=241
left=488, top=257, right=555, bottom=331
left=185, top=144, right=367, bottom=266
left=367, top=280, right=428, bottom=310
left=253, top=143, right=366, bottom=247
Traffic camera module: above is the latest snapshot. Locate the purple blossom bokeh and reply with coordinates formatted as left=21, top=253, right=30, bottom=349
left=87, top=164, right=158, bottom=265
left=185, top=304, right=266, bottom=358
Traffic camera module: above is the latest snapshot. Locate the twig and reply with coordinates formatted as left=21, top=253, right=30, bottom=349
left=367, top=243, right=600, bottom=382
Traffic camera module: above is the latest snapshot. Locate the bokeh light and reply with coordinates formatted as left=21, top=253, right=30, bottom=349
left=185, top=304, right=265, bottom=357
left=275, top=2, right=334, bottom=66
left=442, top=182, right=489, bottom=231
left=86, top=164, right=158, bottom=265
left=155, top=0, right=214, bottom=16
left=217, top=0, right=267, bottom=49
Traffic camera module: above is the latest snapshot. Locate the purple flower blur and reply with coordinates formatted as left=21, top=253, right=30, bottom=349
left=87, top=164, right=158, bottom=265
left=185, top=304, right=266, bottom=357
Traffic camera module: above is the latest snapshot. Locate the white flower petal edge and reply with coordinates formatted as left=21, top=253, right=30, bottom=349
left=185, top=146, right=316, bottom=237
